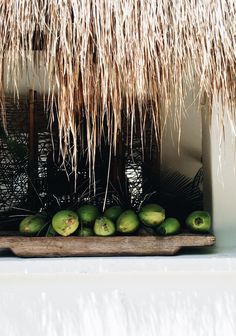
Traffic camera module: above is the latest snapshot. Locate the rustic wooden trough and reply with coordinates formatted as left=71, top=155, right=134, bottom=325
left=0, top=234, right=215, bottom=257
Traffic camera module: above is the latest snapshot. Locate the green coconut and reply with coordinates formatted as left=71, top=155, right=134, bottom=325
left=104, top=206, right=123, bottom=222
left=139, top=204, right=165, bottom=227
left=77, top=227, right=94, bottom=237
left=156, top=217, right=181, bottom=236
left=77, top=205, right=99, bottom=226
left=116, top=210, right=139, bottom=233
left=52, top=210, right=79, bottom=236
left=19, top=215, right=46, bottom=236
left=94, top=217, right=116, bottom=236
left=186, top=211, right=211, bottom=233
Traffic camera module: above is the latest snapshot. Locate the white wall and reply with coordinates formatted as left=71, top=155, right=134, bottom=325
left=161, top=85, right=202, bottom=179
left=0, top=256, right=236, bottom=336
left=3, top=52, right=49, bottom=96
left=208, top=97, right=236, bottom=247
left=163, top=89, right=236, bottom=248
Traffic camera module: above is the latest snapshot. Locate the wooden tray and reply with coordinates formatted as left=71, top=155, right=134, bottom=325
left=0, top=234, right=216, bottom=257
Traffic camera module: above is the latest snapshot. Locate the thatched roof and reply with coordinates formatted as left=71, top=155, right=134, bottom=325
left=0, top=0, right=236, bottom=176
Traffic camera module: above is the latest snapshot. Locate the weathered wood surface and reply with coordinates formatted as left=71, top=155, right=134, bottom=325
left=27, top=89, right=39, bottom=210
left=0, top=234, right=215, bottom=257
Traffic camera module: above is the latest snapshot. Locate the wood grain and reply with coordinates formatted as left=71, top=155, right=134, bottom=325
left=27, top=89, right=39, bottom=210
left=0, top=234, right=216, bottom=257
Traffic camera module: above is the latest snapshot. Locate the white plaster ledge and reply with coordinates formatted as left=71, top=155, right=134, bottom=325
left=0, top=246, right=236, bottom=275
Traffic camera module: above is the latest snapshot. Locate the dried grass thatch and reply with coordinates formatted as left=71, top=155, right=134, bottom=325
left=0, top=0, right=236, bottom=181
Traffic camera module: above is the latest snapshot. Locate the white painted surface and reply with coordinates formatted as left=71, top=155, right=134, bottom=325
left=209, top=98, right=236, bottom=248
left=161, top=84, right=202, bottom=178
left=0, top=251, right=236, bottom=336
left=3, top=52, right=49, bottom=96
left=0, top=247, right=235, bottom=274
left=161, top=88, right=236, bottom=248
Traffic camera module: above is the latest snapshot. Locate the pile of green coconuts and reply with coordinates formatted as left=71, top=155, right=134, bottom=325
left=19, top=204, right=211, bottom=237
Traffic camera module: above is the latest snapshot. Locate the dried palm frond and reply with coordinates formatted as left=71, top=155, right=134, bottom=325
left=0, top=0, right=235, bottom=185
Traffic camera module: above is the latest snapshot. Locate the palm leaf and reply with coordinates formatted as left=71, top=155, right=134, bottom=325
left=143, top=169, right=203, bottom=224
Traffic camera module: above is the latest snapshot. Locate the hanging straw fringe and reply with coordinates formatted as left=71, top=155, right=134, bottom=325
left=0, top=0, right=236, bottom=179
